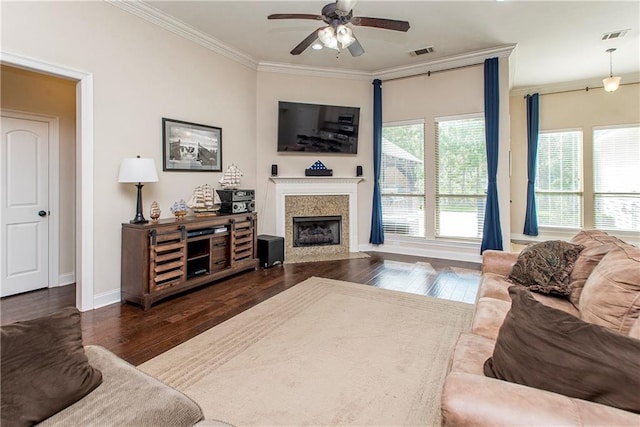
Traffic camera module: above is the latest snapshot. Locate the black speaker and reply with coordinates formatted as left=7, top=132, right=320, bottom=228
left=271, top=164, right=278, bottom=176
left=356, top=165, right=363, bottom=176
left=257, top=235, right=284, bottom=268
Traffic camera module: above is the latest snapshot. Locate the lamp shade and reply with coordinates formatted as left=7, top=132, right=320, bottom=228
left=603, top=76, right=621, bottom=92
left=118, top=157, right=159, bottom=183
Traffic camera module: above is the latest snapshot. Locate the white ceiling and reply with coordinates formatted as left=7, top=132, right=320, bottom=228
left=135, top=1, right=640, bottom=90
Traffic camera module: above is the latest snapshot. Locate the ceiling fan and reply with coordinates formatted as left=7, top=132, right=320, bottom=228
left=267, top=0, right=410, bottom=57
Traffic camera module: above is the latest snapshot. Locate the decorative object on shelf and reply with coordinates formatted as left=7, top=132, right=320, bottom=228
left=118, top=155, right=159, bottom=224
left=187, top=184, right=221, bottom=217
left=602, top=48, right=621, bottom=93
left=305, top=160, right=333, bottom=176
left=170, top=200, right=189, bottom=219
left=219, top=164, right=243, bottom=189
left=149, top=201, right=161, bottom=222
left=162, top=118, right=222, bottom=172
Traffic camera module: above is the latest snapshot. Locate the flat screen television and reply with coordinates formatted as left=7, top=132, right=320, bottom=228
left=277, top=101, right=360, bottom=154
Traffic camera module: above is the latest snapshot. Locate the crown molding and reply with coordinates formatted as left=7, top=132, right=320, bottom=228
left=257, top=61, right=371, bottom=81
left=107, top=0, right=259, bottom=70
left=510, top=72, right=640, bottom=97
left=374, top=44, right=517, bottom=81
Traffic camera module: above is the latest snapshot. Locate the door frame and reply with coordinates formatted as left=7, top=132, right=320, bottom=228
left=1, top=51, right=95, bottom=312
left=1, top=110, right=59, bottom=290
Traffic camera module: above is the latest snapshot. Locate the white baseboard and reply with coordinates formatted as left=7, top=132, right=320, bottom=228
left=50, top=272, right=76, bottom=287
left=93, top=289, right=121, bottom=309
left=359, top=238, right=482, bottom=264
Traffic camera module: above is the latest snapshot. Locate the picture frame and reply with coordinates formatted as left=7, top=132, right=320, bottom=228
left=162, top=118, right=222, bottom=172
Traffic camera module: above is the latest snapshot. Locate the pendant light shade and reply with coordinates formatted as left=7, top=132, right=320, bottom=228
left=603, top=48, right=621, bottom=93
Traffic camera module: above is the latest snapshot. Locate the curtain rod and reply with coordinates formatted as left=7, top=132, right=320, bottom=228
left=381, top=62, right=482, bottom=83
left=523, top=81, right=639, bottom=98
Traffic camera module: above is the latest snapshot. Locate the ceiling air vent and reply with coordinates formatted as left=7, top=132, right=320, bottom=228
left=410, top=46, right=434, bottom=57
left=601, top=29, right=629, bottom=40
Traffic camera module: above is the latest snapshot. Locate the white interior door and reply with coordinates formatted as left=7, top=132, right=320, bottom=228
left=1, top=115, right=49, bottom=297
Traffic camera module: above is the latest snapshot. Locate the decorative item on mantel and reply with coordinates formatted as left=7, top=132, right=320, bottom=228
left=219, top=164, right=243, bottom=189
left=187, top=184, right=221, bottom=217
left=305, top=160, right=333, bottom=176
left=149, top=201, right=161, bottom=222
left=170, top=199, right=189, bottom=219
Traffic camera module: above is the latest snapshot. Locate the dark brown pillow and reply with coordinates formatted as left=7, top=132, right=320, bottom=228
left=1, top=307, right=102, bottom=426
left=484, top=286, right=640, bottom=413
left=507, top=240, right=584, bottom=296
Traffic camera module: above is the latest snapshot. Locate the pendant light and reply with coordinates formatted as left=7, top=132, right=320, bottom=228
left=603, top=48, right=621, bottom=93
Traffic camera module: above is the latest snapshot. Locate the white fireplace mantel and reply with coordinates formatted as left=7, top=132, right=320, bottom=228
left=271, top=177, right=363, bottom=252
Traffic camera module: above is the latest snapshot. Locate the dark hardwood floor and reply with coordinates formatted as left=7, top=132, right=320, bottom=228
left=1, top=252, right=480, bottom=366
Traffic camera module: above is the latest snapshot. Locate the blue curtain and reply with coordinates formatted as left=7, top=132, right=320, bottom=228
left=524, top=93, right=539, bottom=236
left=481, top=57, right=503, bottom=253
left=369, top=79, right=384, bottom=244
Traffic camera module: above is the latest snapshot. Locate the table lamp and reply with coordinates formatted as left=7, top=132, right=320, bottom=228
left=118, top=156, right=159, bottom=224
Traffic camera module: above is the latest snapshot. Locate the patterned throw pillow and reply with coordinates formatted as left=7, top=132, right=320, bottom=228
left=508, top=240, right=585, bottom=296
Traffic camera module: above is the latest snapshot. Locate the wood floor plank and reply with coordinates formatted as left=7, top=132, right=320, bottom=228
left=1, top=252, right=480, bottom=366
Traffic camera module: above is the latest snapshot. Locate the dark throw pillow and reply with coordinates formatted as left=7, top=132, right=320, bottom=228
left=507, top=240, right=584, bottom=296
left=1, top=307, right=103, bottom=426
left=484, top=286, right=640, bottom=414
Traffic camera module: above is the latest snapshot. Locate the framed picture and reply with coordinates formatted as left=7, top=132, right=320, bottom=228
left=162, top=118, right=222, bottom=172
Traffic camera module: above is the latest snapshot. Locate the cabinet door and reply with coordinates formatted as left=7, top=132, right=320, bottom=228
left=149, top=228, right=186, bottom=292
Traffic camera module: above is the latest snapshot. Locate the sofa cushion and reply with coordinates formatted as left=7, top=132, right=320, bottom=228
left=507, top=240, right=584, bottom=296
left=568, top=230, right=630, bottom=306
left=484, top=286, right=640, bottom=414
left=1, top=308, right=103, bottom=427
left=579, top=244, right=640, bottom=335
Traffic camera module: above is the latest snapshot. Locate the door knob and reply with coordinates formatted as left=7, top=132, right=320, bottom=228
left=38, top=210, right=47, bottom=217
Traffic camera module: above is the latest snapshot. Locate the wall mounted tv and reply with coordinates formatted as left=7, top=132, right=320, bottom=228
left=277, top=101, right=360, bottom=154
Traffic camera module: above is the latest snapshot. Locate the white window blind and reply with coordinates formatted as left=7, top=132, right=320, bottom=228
left=535, top=130, right=583, bottom=228
left=435, top=116, right=486, bottom=239
left=593, top=125, right=640, bottom=232
left=381, top=122, right=425, bottom=237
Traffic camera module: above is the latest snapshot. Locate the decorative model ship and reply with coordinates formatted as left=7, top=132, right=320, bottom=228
left=218, top=164, right=243, bottom=190
left=170, top=199, right=189, bottom=219
left=187, top=184, right=221, bottom=216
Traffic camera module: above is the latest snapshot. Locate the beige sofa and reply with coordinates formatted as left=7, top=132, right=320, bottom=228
left=442, top=230, right=640, bottom=426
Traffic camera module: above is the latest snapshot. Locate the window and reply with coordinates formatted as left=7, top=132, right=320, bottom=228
left=535, top=130, right=583, bottom=228
left=435, top=116, right=486, bottom=239
left=381, top=121, right=425, bottom=237
left=593, top=125, right=640, bottom=232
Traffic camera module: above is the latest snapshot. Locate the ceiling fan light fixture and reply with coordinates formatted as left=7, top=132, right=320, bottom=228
left=336, top=25, right=355, bottom=48
left=603, top=48, right=621, bottom=93
left=318, top=26, right=339, bottom=50
left=311, top=42, right=323, bottom=50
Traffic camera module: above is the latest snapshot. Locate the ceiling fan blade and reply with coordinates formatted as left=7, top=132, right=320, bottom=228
left=351, top=17, right=410, bottom=32
left=348, top=38, right=364, bottom=57
left=268, top=13, right=324, bottom=21
left=290, top=29, right=320, bottom=55
left=336, top=0, right=358, bottom=14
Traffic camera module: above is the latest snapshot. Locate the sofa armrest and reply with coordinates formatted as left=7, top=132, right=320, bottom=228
left=38, top=345, right=204, bottom=426
left=481, top=250, right=518, bottom=277
left=442, top=372, right=640, bottom=427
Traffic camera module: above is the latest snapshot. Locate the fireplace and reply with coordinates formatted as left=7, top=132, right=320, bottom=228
left=293, top=216, right=341, bottom=247
left=271, top=177, right=363, bottom=261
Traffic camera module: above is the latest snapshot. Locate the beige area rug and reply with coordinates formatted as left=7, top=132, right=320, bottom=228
left=284, top=251, right=371, bottom=264
left=139, top=277, right=474, bottom=426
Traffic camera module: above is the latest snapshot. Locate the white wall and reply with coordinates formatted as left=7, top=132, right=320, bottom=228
left=1, top=2, right=257, bottom=306
left=256, top=72, right=373, bottom=244
left=510, top=83, right=640, bottom=243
